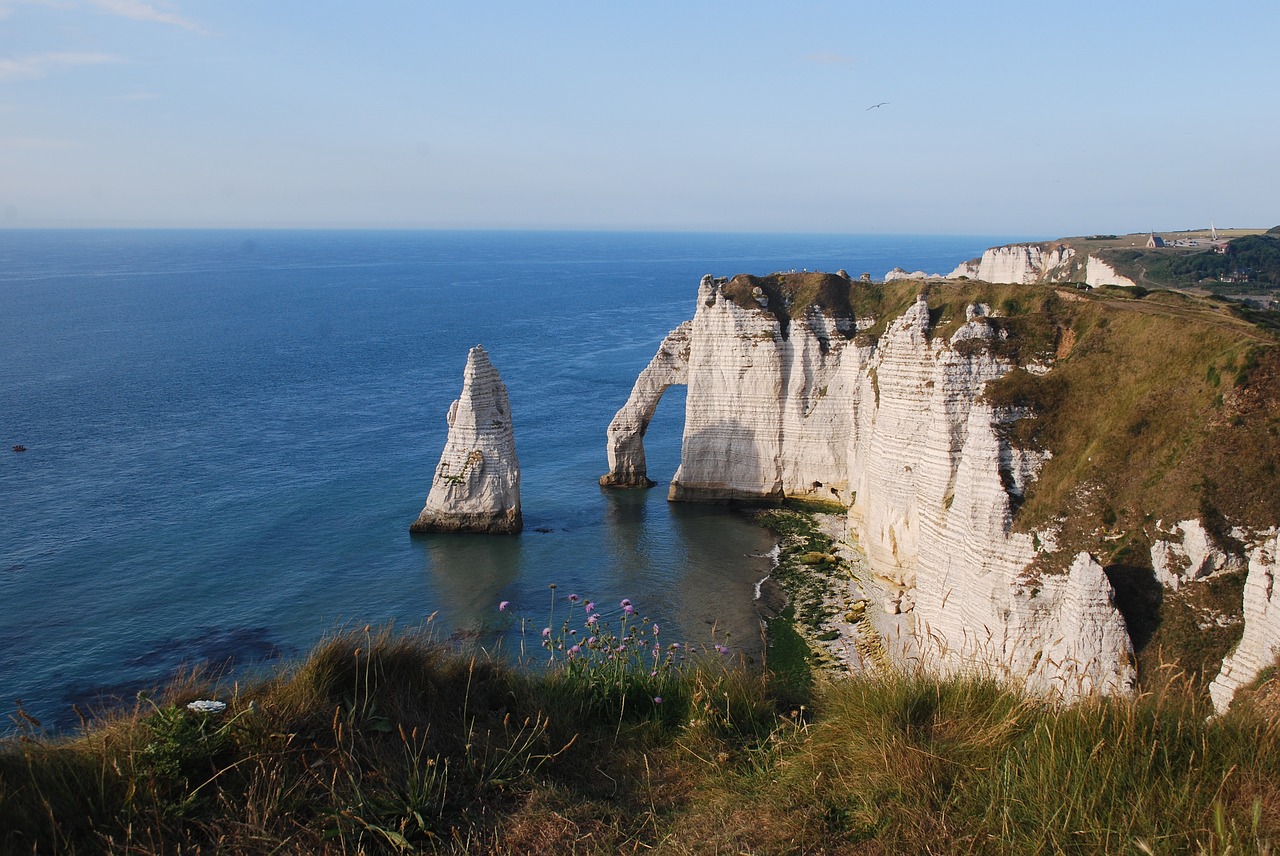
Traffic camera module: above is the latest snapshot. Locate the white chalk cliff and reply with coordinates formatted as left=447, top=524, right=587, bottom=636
left=1210, top=531, right=1280, bottom=712
left=605, top=275, right=1135, bottom=699
left=412, top=345, right=522, bottom=534
left=1149, top=519, right=1243, bottom=591
left=883, top=267, right=944, bottom=283
left=949, top=244, right=1076, bottom=284
left=1084, top=256, right=1140, bottom=289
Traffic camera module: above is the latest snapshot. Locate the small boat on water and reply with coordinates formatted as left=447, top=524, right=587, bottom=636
left=11, top=445, right=26, bottom=452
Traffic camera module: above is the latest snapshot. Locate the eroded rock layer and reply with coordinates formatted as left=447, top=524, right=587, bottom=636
left=601, top=321, right=692, bottom=488
left=412, top=345, right=522, bottom=534
left=949, top=244, right=1075, bottom=284
left=1210, top=532, right=1280, bottom=712
left=611, top=274, right=1135, bottom=699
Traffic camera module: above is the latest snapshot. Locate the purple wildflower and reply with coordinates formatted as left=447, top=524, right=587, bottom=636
left=584, top=601, right=596, bottom=612
left=715, top=644, right=730, bottom=655
left=586, top=613, right=599, bottom=626
left=568, top=593, right=580, bottom=602
left=587, top=636, right=597, bottom=645
left=653, top=696, right=663, bottom=705
left=652, top=623, right=660, bottom=635
left=569, top=644, right=581, bottom=655
left=541, top=627, right=551, bottom=638
left=620, top=598, right=632, bottom=609
left=498, top=601, right=510, bottom=612
left=623, top=604, right=635, bottom=615
left=669, top=642, right=681, bottom=650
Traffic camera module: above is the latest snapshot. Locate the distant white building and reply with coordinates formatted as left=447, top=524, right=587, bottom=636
left=1146, top=233, right=1166, bottom=248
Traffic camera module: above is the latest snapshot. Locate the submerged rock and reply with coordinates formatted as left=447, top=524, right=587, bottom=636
left=411, top=345, right=521, bottom=535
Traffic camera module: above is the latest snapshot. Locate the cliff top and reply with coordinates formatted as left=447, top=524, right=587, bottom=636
left=723, top=269, right=1280, bottom=545
left=721, top=271, right=858, bottom=335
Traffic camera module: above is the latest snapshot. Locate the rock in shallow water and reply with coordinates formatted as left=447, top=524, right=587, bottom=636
left=411, top=345, right=522, bottom=535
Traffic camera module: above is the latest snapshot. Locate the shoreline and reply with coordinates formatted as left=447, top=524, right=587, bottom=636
left=749, top=507, right=917, bottom=677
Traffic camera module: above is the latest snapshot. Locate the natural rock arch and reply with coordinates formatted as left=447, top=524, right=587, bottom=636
left=599, top=320, right=692, bottom=488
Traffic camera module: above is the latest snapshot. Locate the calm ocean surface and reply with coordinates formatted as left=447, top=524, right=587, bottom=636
left=0, top=230, right=1018, bottom=729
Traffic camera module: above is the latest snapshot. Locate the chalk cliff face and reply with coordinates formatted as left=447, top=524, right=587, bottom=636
left=668, top=275, right=858, bottom=505
left=1149, top=519, right=1243, bottom=591
left=841, top=295, right=1132, bottom=695
left=412, top=345, right=522, bottom=534
left=883, top=266, right=944, bottom=283
left=949, top=244, right=1075, bottom=284
left=608, top=275, right=1135, bottom=698
left=1084, top=256, right=1140, bottom=289
left=1210, top=532, right=1280, bottom=712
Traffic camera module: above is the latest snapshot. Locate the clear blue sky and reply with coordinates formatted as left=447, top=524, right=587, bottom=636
left=2, top=0, right=1276, bottom=234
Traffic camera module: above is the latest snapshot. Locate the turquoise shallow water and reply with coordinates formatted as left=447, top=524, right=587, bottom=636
left=0, top=229, right=1017, bottom=729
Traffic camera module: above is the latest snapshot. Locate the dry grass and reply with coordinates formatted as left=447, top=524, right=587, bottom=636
left=3, top=629, right=1279, bottom=854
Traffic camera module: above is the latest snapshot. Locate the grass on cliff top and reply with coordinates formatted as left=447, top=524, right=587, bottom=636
left=979, top=284, right=1280, bottom=539
left=719, top=272, right=859, bottom=338
left=4, top=627, right=1280, bottom=855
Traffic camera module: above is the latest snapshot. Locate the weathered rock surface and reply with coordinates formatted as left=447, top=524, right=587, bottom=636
left=601, top=321, right=692, bottom=487
left=1210, top=532, right=1280, bottom=712
left=948, top=243, right=1075, bottom=284
left=613, top=275, right=1135, bottom=699
left=1150, top=519, right=1243, bottom=591
left=668, top=275, right=856, bottom=505
left=411, top=345, right=521, bottom=534
left=1085, top=255, right=1140, bottom=289
left=883, top=266, right=944, bottom=283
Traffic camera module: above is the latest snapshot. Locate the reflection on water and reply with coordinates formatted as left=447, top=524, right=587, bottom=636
left=668, top=503, right=772, bottom=658
left=414, top=533, right=522, bottom=635
left=603, top=486, right=654, bottom=585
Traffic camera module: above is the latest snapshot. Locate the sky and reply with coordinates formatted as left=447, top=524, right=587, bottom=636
left=1, top=0, right=1277, bottom=235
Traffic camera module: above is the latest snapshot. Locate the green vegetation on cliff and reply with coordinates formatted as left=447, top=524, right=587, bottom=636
left=3, top=629, right=1279, bottom=854
left=1102, top=233, right=1280, bottom=291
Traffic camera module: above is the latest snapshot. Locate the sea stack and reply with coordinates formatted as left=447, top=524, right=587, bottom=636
left=411, top=345, right=522, bottom=534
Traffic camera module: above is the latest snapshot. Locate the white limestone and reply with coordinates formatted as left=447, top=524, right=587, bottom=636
left=1085, top=255, right=1140, bottom=289
left=601, top=320, right=692, bottom=487
left=411, top=345, right=521, bottom=534
left=612, top=275, right=1134, bottom=699
left=883, top=267, right=944, bottom=283
left=1150, top=519, right=1242, bottom=590
left=947, top=244, right=1075, bottom=284
left=1210, top=531, right=1280, bottom=712
left=668, top=275, right=859, bottom=504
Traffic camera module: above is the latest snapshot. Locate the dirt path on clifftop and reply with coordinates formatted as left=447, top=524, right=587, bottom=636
left=1076, top=290, right=1277, bottom=345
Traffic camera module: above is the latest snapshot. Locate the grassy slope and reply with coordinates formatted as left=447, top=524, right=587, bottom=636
left=3, top=630, right=1279, bottom=854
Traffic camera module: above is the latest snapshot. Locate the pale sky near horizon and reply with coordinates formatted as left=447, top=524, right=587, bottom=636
left=1, top=0, right=1276, bottom=235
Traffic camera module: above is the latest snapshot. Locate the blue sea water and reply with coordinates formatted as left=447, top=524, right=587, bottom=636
left=0, top=229, right=1016, bottom=729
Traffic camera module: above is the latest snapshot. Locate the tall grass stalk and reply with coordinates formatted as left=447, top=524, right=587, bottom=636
left=2, top=625, right=1278, bottom=854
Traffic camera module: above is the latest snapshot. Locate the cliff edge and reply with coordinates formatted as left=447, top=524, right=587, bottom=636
left=608, top=272, right=1280, bottom=707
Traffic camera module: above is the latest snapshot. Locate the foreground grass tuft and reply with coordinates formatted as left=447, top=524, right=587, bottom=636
left=3, top=629, right=1279, bottom=854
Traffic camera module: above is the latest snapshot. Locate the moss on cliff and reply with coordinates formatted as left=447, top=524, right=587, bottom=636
left=720, top=272, right=860, bottom=339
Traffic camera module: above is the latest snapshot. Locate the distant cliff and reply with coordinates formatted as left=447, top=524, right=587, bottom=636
left=917, top=228, right=1280, bottom=292
left=605, top=273, right=1280, bottom=709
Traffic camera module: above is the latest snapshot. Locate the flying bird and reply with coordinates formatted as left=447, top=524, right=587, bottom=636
left=866, top=102, right=889, bottom=111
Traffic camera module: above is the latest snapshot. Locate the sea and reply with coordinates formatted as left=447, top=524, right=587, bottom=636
left=0, top=229, right=1022, bottom=730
